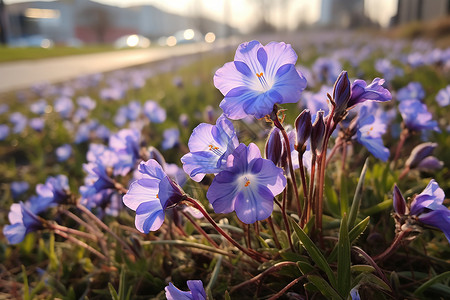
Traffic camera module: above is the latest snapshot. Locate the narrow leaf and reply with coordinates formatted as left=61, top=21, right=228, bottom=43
left=414, top=271, right=450, bottom=296
left=108, top=283, right=119, bottom=300
left=290, top=219, right=337, bottom=288
left=337, top=214, right=351, bottom=297
left=340, top=173, right=349, bottom=216
left=348, top=158, right=369, bottom=228
left=351, top=265, right=375, bottom=273
left=307, top=275, right=343, bottom=300
left=328, top=216, right=370, bottom=263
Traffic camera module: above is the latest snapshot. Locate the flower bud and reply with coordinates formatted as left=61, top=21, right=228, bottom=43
left=265, top=127, right=283, bottom=167
left=405, top=142, right=437, bottom=169
left=294, top=109, right=312, bottom=152
left=333, top=71, right=351, bottom=119
left=416, top=156, right=444, bottom=171
left=310, top=111, right=326, bottom=155
left=393, top=184, right=408, bottom=215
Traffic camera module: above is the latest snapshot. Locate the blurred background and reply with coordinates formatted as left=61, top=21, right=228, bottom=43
left=0, top=0, right=449, bottom=49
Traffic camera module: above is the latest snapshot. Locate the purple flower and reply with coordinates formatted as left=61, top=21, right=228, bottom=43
left=181, top=115, right=239, bottom=182
left=300, top=86, right=332, bottom=117
left=114, top=106, right=128, bottom=127
left=410, top=180, right=450, bottom=243
left=206, top=143, right=286, bottom=224
left=29, top=117, right=45, bottom=132
left=375, top=58, right=403, bottom=82
left=9, top=112, right=27, bottom=134
left=399, top=99, right=440, bottom=132
left=144, top=100, right=166, bottom=123
left=77, top=96, right=96, bottom=110
left=30, top=99, right=48, bottom=115
left=355, top=103, right=390, bottom=162
left=56, top=144, right=72, bottom=162
left=435, top=85, right=450, bottom=107
left=123, top=160, right=184, bottom=233
left=312, top=57, right=342, bottom=84
left=3, top=202, right=43, bottom=244
left=11, top=181, right=29, bottom=199
left=162, top=128, right=180, bottom=150
left=54, top=96, right=74, bottom=119
left=32, top=175, right=70, bottom=213
left=75, top=123, right=91, bottom=144
left=165, top=280, right=206, bottom=300
left=347, top=78, right=392, bottom=109
left=127, top=101, right=141, bottom=121
left=0, top=124, right=10, bottom=140
left=397, top=82, right=425, bottom=102
left=214, top=40, right=307, bottom=119
left=109, top=129, right=141, bottom=176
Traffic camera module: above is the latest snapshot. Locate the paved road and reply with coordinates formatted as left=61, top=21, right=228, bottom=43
left=0, top=39, right=237, bottom=94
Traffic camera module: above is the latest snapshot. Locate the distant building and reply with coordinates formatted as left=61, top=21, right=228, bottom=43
left=392, top=0, right=450, bottom=26
left=317, top=0, right=369, bottom=28
left=5, top=0, right=235, bottom=45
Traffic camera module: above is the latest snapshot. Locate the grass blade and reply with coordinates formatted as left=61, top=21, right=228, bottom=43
left=337, top=214, right=351, bottom=297
left=307, top=275, right=343, bottom=300
left=290, top=218, right=337, bottom=288
left=348, top=158, right=369, bottom=229
left=328, top=216, right=370, bottom=263
left=414, top=271, right=450, bottom=296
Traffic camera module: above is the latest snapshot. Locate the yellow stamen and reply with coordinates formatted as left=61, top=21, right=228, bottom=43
left=245, top=180, right=250, bottom=187
left=256, top=72, right=263, bottom=78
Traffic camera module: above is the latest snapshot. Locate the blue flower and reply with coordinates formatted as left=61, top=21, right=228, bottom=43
left=32, top=175, right=70, bottom=214
left=144, top=100, right=166, bottom=123
left=29, top=117, right=45, bottom=132
left=10, top=181, right=30, bottom=199
left=214, top=40, right=307, bottom=119
left=399, top=99, right=440, bottom=132
left=355, top=103, right=390, bottom=162
left=165, top=280, right=207, bottom=300
left=397, top=82, right=425, bottom=101
left=435, top=85, right=450, bottom=107
left=54, top=96, right=74, bottom=119
left=206, top=143, right=286, bottom=224
left=181, top=115, right=239, bottom=182
left=9, top=112, right=27, bottom=134
left=162, top=128, right=180, bottom=150
left=56, top=144, right=72, bottom=162
left=312, top=57, right=342, bottom=84
left=3, top=201, right=43, bottom=244
left=123, top=160, right=184, bottom=233
left=394, top=180, right=450, bottom=244
left=410, top=180, right=450, bottom=243
left=347, top=78, right=392, bottom=109
left=0, top=124, right=10, bottom=140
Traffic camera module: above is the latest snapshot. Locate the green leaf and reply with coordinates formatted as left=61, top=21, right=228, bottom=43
left=328, top=216, right=370, bottom=263
left=290, top=218, right=337, bottom=288
left=108, top=283, right=119, bottom=300
left=351, top=265, right=375, bottom=274
left=224, top=290, right=231, bottom=300
left=340, top=173, right=349, bottom=217
left=22, top=265, right=30, bottom=300
left=337, top=214, right=351, bottom=297
left=414, top=271, right=450, bottom=296
left=297, top=261, right=315, bottom=275
left=307, top=275, right=343, bottom=300
left=361, top=199, right=393, bottom=215
left=325, top=175, right=340, bottom=217
left=348, top=159, right=369, bottom=228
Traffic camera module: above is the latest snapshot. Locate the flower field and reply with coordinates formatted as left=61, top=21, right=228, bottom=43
left=0, top=32, right=449, bottom=299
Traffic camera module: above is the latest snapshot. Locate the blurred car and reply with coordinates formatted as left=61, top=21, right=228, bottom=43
left=113, top=34, right=151, bottom=49
left=8, top=35, right=54, bottom=48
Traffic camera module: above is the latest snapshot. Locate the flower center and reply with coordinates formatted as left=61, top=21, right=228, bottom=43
left=207, top=144, right=223, bottom=156
left=255, top=72, right=270, bottom=91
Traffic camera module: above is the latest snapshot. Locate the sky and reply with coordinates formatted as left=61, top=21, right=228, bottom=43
left=4, top=0, right=397, bottom=31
